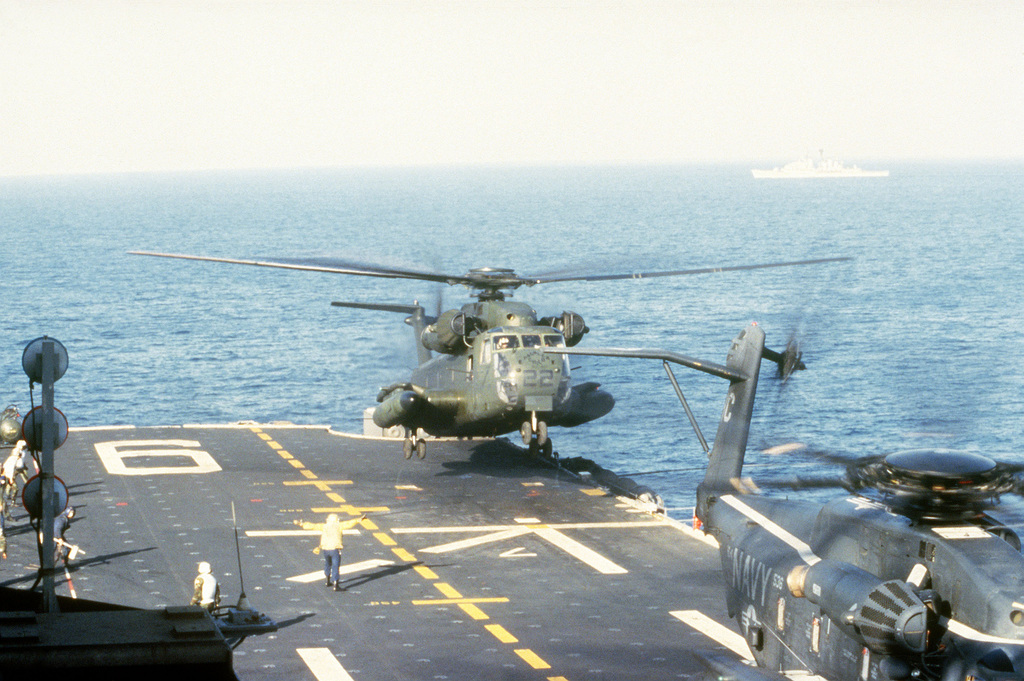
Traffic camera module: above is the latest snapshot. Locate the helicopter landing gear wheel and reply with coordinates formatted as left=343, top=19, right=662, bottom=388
left=528, top=438, right=540, bottom=457
left=520, top=422, right=533, bottom=446
left=415, top=438, right=426, bottom=459
left=403, top=437, right=414, bottom=459
left=540, top=439, right=553, bottom=458
left=536, top=421, right=548, bottom=446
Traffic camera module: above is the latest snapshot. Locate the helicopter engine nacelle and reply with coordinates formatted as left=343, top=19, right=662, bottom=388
left=540, top=311, right=589, bottom=347
left=372, top=391, right=423, bottom=429
left=421, top=310, right=480, bottom=355
left=1, top=405, right=22, bottom=445
left=787, top=560, right=929, bottom=655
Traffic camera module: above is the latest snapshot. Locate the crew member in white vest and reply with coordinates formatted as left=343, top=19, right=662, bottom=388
left=190, top=561, right=221, bottom=611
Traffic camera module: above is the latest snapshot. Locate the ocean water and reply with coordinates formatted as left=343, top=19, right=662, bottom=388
left=2, top=163, right=1023, bottom=515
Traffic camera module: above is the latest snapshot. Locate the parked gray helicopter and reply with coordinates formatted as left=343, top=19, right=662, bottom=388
left=551, top=324, right=1024, bottom=681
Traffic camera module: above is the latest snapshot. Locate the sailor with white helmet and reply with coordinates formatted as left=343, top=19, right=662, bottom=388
left=190, top=561, right=221, bottom=611
left=2, top=441, right=33, bottom=517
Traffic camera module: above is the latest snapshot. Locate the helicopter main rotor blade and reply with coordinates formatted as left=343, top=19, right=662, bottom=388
left=331, top=301, right=426, bottom=315
left=129, top=251, right=463, bottom=285
left=531, top=257, right=852, bottom=284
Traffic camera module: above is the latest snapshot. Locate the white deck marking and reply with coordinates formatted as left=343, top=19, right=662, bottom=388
left=297, top=648, right=355, bottom=681
left=671, top=610, right=753, bottom=660
left=246, top=529, right=361, bottom=538
left=721, top=495, right=820, bottom=565
left=392, top=520, right=669, bottom=533
left=287, top=559, right=395, bottom=583
left=94, top=439, right=222, bottom=475
left=421, top=527, right=532, bottom=553
left=532, top=526, right=628, bottom=574
left=400, top=519, right=668, bottom=573
left=499, top=547, right=537, bottom=558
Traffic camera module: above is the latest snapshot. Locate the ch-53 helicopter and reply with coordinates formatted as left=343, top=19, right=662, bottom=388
left=130, top=251, right=839, bottom=459
left=552, top=324, right=1024, bottom=681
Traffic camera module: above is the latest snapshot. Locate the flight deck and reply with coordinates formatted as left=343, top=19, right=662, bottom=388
left=1, top=424, right=746, bottom=680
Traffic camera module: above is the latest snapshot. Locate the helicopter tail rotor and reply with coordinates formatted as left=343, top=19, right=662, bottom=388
left=761, top=334, right=804, bottom=380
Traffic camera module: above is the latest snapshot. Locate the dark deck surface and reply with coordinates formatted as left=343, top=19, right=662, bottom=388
left=2, top=424, right=746, bottom=680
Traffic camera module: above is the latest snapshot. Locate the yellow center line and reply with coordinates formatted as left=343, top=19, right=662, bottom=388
left=373, top=532, right=397, bottom=546
left=434, top=582, right=462, bottom=598
left=515, top=649, right=552, bottom=670
left=283, top=480, right=353, bottom=487
left=458, top=603, right=489, bottom=620
left=485, top=624, right=518, bottom=644
left=413, top=565, right=438, bottom=580
left=314, top=505, right=389, bottom=514
left=326, top=492, right=346, bottom=503
left=391, top=547, right=416, bottom=562
left=410, top=597, right=509, bottom=606
left=299, top=469, right=317, bottom=479
left=287, top=459, right=305, bottom=469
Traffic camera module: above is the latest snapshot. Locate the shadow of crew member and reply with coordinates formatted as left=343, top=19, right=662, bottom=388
left=190, top=561, right=221, bottom=612
left=295, top=513, right=367, bottom=591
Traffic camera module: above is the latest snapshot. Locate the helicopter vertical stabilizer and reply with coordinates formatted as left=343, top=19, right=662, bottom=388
left=696, top=324, right=764, bottom=524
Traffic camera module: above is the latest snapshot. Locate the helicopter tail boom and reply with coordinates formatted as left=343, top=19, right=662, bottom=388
left=696, top=324, right=765, bottom=524
left=331, top=301, right=433, bottom=365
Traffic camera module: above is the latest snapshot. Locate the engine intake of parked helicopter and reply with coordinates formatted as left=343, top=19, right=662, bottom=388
left=788, top=559, right=930, bottom=655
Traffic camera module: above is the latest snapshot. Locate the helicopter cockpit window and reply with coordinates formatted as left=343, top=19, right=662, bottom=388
left=544, top=335, right=564, bottom=347
left=493, top=335, right=519, bottom=351
left=521, top=335, right=542, bottom=348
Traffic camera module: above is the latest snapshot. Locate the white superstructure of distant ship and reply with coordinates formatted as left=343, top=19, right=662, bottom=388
left=752, top=150, right=888, bottom=178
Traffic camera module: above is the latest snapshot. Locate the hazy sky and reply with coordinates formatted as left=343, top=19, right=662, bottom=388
left=2, top=0, right=1021, bottom=176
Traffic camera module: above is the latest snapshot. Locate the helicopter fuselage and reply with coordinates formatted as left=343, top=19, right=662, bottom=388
left=707, top=490, right=1024, bottom=680
left=375, top=325, right=613, bottom=439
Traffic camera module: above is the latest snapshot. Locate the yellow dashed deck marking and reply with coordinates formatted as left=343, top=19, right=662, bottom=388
left=256, top=432, right=272, bottom=441
left=485, top=624, right=518, bottom=643
left=373, top=532, right=397, bottom=546
left=514, top=649, right=551, bottom=669
left=459, top=603, right=489, bottom=620
left=581, top=488, right=606, bottom=496
left=288, top=459, right=305, bottom=469
left=411, top=597, right=509, bottom=606
left=278, top=451, right=294, bottom=459
left=413, top=565, right=438, bottom=580
left=434, top=582, right=462, bottom=598
left=326, top=492, right=346, bottom=503
left=391, top=547, right=416, bottom=562
left=300, top=469, right=317, bottom=479
left=313, top=505, right=389, bottom=515
left=268, top=441, right=282, bottom=450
